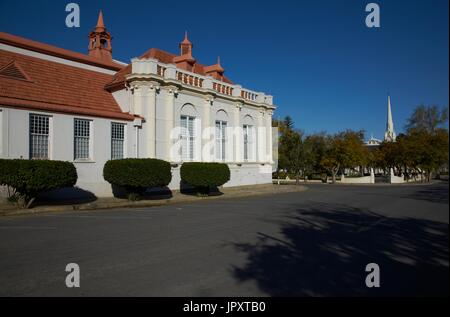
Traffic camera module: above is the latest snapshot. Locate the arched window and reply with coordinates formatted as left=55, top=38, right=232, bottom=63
left=180, top=104, right=198, bottom=161
left=100, top=39, right=108, bottom=49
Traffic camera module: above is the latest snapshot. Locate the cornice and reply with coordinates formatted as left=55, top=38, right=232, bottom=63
left=126, top=73, right=276, bottom=111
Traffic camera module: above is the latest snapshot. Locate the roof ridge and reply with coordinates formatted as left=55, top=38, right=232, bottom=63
left=0, top=32, right=124, bottom=71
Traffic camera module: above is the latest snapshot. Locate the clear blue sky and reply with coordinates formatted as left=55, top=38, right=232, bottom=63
left=0, top=0, right=448, bottom=139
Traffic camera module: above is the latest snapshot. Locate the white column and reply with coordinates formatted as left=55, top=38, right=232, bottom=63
left=132, top=83, right=143, bottom=116
left=164, top=86, right=177, bottom=161
left=257, top=109, right=266, bottom=163
left=202, top=95, right=213, bottom=162
left=146, top=82, right=159, bottom=158
left=233, top=103, right=242, bottom=163
left=266, top=110, right=273, bottom=163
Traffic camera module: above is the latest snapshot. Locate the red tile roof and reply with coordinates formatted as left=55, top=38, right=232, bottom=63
left=0, top=32, right=123, bottom=71
left=106, top=47, right=234, bottom=91
left=0, top=48, right=134, bottom=120
left=0, top=31, right=235, bottom=120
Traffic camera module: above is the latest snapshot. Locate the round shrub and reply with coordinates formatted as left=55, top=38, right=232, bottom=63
left=0, top=159, right=78, bottom=208
left=103, top=158, right=172, bottom=199
left=180, top=162, right=230, bottom=194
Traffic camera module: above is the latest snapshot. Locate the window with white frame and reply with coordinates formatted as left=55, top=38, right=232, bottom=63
left=29, top=114, right=50, bottom=159
left=215, top=120, right=227, bottom=161
left=74, top=118, right=91, bottom=160
left=243, top=124, right=253, bottom=161
left=111, top=122, right=125, bottom=159
left=180, top=115, right=195, bottom=161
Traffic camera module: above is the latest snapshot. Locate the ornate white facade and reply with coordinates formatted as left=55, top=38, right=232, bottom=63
left=0, top=13, right=276, bottom=197
left=112, top=57, right=276, bottom=191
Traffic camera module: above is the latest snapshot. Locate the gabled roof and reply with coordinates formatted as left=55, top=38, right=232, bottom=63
left=106, top=47, right=234, bottom=91
left=0, top=49, right=134, bottom=120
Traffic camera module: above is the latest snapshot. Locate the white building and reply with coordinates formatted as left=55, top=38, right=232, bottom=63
left=0, top=12, right=276, bottom=197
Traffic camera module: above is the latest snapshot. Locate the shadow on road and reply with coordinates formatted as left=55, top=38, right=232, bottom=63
left=405, top=184, right=449, bottom=204
left=231, top=203, right=449, bottom=296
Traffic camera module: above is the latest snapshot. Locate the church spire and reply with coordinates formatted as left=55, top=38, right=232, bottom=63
left=180, top=31, right=193, bottom=56
left=384, top=94, right=397, bottom=142
left=95, top=10, right=105, bottom=32
left=88, top=10, right=112, bottom=62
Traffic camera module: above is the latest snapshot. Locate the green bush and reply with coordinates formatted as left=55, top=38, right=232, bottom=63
left=0, top=159, right=77, bottom=208
left=180, top=162, right=230, bottom=194
left=103, top=158, right=172, bottom=199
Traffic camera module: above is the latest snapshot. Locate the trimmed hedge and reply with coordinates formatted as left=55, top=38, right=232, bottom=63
left=180, top=162, right=230, bottom=193
left=0, top=159, right=78, bottom=208
left=103, top=158, right=172, bottom=199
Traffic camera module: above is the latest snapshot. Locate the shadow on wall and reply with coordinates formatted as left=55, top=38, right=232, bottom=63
left=35, top=187, right=97, bottom=206
left=231, top=202, right=449, bottom=296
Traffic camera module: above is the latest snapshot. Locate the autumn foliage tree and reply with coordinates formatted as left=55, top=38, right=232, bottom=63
left=320, top=130, right=368, bottom=183
left=274, top=105, right=448, bottom=184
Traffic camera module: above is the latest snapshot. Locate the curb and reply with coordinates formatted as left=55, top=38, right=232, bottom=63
left=0, top=185, right=308, bottom=218
left=273, top=180, right=446, bottom=187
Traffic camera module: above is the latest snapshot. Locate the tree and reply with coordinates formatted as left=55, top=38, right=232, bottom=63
left=405, top=105, right=448, bottom=133
left=283, top=116, right=294, bottom=131
left=305, top=132, right=328, bottom=174
left=320, top=134, right=342, bottom=183
left=277, top=116, right=297, bottom=172
left=320, top=130, right=369, bottom=183
left=431, top=128, right=450, bottom=178
left=377, top=128, right=449, bottom=182
left=377, top=140, right=404, bottom=173
left=286, top=130, right=316, bottom=184
left=339, top=130, right=369, bottom=174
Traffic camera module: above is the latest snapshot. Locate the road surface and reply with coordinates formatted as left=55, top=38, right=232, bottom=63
left=0, top=182, right=448, bottom=296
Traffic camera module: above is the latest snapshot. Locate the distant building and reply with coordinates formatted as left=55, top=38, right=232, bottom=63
left=366, top=135, right=382, bottom=147
left=365, top=95, right=396, bottom=147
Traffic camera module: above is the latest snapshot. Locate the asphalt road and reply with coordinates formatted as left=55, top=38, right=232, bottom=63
left=0, top=182, right=448, bottom=296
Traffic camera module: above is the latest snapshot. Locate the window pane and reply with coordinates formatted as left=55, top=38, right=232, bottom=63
left=243, top=124, right=253, bottom=161
left=111, top=122, right=125, bottom=159
left=74, top=119, right=90, bottom=160
left=222, top=122, right=226, bottom=160
left=189, top=135, right=194, bottom=160
left=181, top=116, right=195, bottom=161
left=30, top=114, right=49, bottom=160
left=181, top=116, right=187, bottom=137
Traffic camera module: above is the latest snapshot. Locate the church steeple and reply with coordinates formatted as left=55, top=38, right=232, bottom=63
left=88, top=10, right=112, bottom=62
left=384, top=94, right=397, bottom=142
